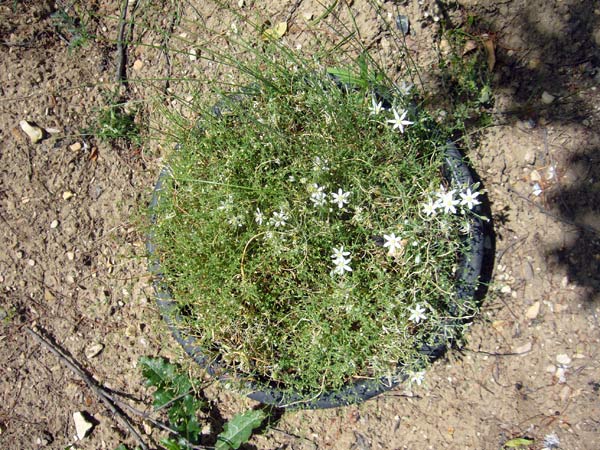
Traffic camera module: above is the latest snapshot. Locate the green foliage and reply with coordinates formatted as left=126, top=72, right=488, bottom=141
left=327, top=52, right=387, bottom=89
left=437, top=26, right=493, bottom=132
left=138, top=356, right=264, bottom=449
left=139, top=357, right=202, bottom=444
left=51, top=7, right=94, bottom=52
left=94, top=99, right=141, bottom=146
left=149, top=34, right=482, bottom=397
left=216, top=410, right=266, bottom=450
left=0, top=306, right=16, bottom=324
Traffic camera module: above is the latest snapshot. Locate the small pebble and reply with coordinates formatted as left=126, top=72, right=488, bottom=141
left=541, top=91, right=555, bottom=104
left=525, top=302, right=540, bottom=319
left=556, top=354, right=571, bottom=365
left=19, top=120, right=44, bottom=143
left=513, top=341, right=532, bottom=354
left=85, top=343, right=104, bottom=359
left=62, top=191, right=74, bottom=200
left=500, top=285, right=512, bottom=294
left=142, top=420, right=153, bottom=435
left=522, top=261, right=534, bottom=280
left=529, top=169, right=541, bottom=182
left=27, top=259, right=35, bottom=266
left=523, top=150, right=536, bottom=165
left=69, top=142, right=82, bottom=152
left=44, top=289, right=56, bottom=302
left=555, top=366, right=567, bottom=383
left=132, top=59, right=143, bottom=71
left=66, top=251, right=75, bottom=261
left=50, top=220, right=59, bottom=229
left=559, top=385, right=571, bottom=402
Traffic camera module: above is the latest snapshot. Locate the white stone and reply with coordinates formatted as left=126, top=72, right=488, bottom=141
left=73, top=411, right=93, bottom=440
left=556, top=354, right=571, bottom=366
left=555, top=366, right=567, bottom=384
left=85, top=343, right=104, bottom=359
left=19, top=120, right=44, bottom=143
left=525, top=302, right=540, bottom=320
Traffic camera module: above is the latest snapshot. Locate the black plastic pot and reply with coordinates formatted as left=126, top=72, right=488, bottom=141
left=146, top=140, right=485, bottom=409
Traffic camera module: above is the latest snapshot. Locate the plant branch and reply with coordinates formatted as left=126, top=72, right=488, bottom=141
left=25, top=327, right=149, bottom=450
left=116, top=0, right=130, bottom=83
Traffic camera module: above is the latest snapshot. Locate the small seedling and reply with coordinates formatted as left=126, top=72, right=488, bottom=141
left=51, top=7, right=94, bottom=52
left=93, top=96, right=141, bottom=146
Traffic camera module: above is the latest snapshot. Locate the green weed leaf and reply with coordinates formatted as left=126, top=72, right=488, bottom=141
left=160, top=437, right=190, bottom=450
left=139, top=356, right=192, bottom=407
left=215, top=410, right=266, bottom=450
left=326, top=67, right=369, bottom=88
left=503, top=437, right=534, bottom=448
left=139, top=357, right=202, bottom=443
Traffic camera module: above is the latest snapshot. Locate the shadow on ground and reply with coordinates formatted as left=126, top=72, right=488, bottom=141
left=474, top=0, right=600, bottom=303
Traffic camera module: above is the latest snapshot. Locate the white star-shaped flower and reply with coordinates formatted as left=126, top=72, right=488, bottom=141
left=270, top=210, right=288, bottom=228
left=408, top=304, right=427, bottom=324
left=422, top=198, right=437, bottom=217
left=254, top=208, right=264, bottom=225
left=217, top=194, right=234, bottom=211
left=369, top=96, right=385, bottom=115
left=313, top=156, right=330, bottom=172
left=459, top=188, right=481, bottom=210
left=330, top=188, right=350, bottom=209
left=332, top=256, right=352, bottom=275
left=310, top=184, right=327, bottom=207
left=386, top=108, right=413, bottom=133
left=398, top=81, right=414, bottom=96
left=408, top=370, right=425, bottom=386
left=331, top=246, right=350, bottom=260
left=436, top=189, right=459, bottom=214
left=383, top=233, right=404, bottom=256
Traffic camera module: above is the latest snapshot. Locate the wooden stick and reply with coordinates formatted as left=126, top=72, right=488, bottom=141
left=25, top=327, right=149, bottom=450
left=116, top=0, right=130, bottom=83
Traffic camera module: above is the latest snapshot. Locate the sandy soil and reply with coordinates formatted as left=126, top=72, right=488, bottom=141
left=1, top=1, right=599, bottom=449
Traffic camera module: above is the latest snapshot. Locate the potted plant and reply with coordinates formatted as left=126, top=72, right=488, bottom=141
left=147, top=48, right=485, bottom=408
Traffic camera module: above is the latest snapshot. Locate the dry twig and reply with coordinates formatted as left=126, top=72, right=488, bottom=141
left=25, top=327, right=148, bottom=450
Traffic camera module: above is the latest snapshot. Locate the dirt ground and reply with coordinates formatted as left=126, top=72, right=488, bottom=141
left=1, top=0, right=599, bottom=449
